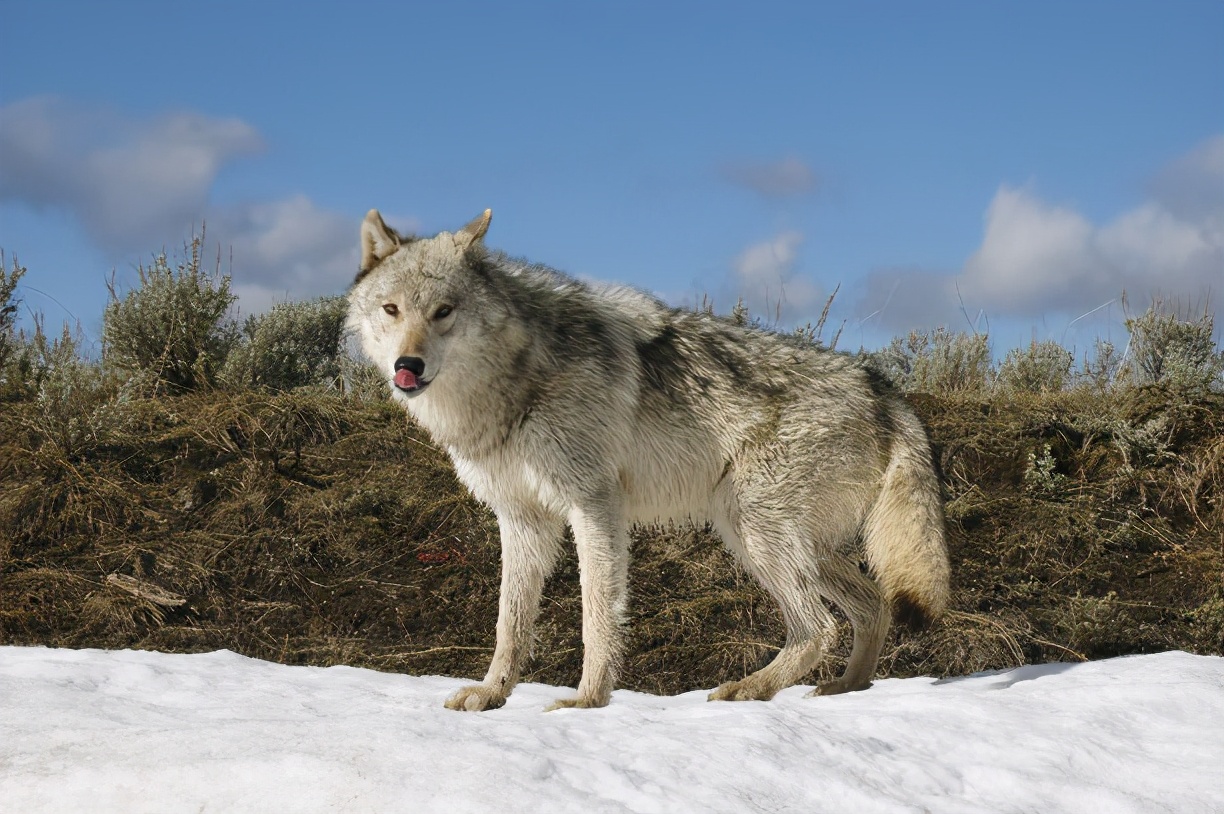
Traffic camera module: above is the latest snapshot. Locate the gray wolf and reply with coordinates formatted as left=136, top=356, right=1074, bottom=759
left=348, top=209, right=950, bottom=711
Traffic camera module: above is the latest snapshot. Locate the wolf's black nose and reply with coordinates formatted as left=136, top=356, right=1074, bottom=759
left=394, top=356, right=425, bottom=376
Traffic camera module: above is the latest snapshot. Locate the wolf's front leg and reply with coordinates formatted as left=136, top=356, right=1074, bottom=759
left=445, top=508, right=563, bottom=712
left=546, top=498, right=630, bottom=711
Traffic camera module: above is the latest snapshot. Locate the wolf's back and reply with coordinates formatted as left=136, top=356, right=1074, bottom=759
left=862, top=405, right=950, bottom=629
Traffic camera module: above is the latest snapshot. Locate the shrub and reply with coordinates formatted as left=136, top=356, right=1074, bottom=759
left=22, top=323, right=124, bottom=458
left=1080, top=338, right=1122, bottom=393
left=102, top=234, right=237, bottom=393
left=0, top=251, right=24, bottom=373
left=875, top=328, right=993, bottom=393
left=997, top=340, right=1074, bottom=394
left=1120, top=297, right=1223, bottom=391
left=1023, top=443, right=1066, bottom=493
left=338, top=344, right=388, bottom=401
left=222, top=296, right=349, bottom=391
left=2, top=314, right=80, bottom=404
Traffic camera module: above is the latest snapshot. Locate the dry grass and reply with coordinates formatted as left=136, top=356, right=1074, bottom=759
left=1, top=384, right=1221, bottom=694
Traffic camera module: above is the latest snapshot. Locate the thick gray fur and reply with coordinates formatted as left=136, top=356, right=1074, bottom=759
left=348, top=209, right=950, bottom=711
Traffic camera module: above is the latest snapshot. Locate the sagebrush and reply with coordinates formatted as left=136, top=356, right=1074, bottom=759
left=102, top=234, right=237, bottom=393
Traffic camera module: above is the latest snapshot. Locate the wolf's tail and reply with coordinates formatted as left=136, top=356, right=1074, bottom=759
left=862, top=408, right=951, bottom=630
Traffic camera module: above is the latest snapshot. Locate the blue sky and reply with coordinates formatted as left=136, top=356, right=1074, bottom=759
left=1, top=0, right=1221, bottom=355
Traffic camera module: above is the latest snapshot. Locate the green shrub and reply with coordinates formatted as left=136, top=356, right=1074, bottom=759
left=875, top=328, right=993, bottom=393
left=997, top=340, right=1074, bottom=393
left=338, top=347, right=388, bottom=401
left=1080, top=338, right=1122, bottom=393
left=222, top=296, right=349, bottom=391
left=1023, top=443, right=1066, bottom=493
left=3, top=318, right=139, bottom=482
left=1121, top=298, right=1223, bottom=391
left=0, top=251, right=24, bottom=374
left=23, top=323, right=123, bottom=458
left=102, top=234, right=237, bottom=393
left=2, top=314, right=81, bottom=404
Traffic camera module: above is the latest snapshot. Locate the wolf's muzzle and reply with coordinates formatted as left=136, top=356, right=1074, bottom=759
left=393, top=356, right=429, bottom=393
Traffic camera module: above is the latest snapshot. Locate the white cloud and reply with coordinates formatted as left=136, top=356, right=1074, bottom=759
left=730, top=230, right=823, bottom=321
left=721, top=156, right=818, bottom=198
left=0, top=96, right=263, bottom=253
left=735, top=231, right=803, bottom=284
left=211, top=195, right=359, bottom=315
left=958, top=186, right=1102, bottom=312
left=859, top=135, right=1224, bottom=331
left=0, top=96, right=380, bottom=314
left=1147, top=134, right=1224, bottom=223
left=1096, top=202, right=1220, bottom=292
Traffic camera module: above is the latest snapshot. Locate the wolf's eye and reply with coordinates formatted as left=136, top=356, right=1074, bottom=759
left=382, top=303, right=399, bottom=317
left=433, top=305, right=454, bottom=320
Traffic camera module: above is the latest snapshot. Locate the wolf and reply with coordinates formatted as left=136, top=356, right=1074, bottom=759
left=348, top=209, right=950, bottom=711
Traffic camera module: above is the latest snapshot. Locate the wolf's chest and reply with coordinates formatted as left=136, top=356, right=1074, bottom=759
left=447, top=446, right=572, bottom=517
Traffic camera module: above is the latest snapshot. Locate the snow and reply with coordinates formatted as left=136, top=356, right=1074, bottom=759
left=2, top=647, right=1222, bottom=813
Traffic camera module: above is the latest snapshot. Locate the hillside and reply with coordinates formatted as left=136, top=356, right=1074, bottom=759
left=3, top=383, right=1220, bottom=692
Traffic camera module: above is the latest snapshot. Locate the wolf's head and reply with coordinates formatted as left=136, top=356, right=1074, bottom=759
left=348, top=209, right=511, bottom=404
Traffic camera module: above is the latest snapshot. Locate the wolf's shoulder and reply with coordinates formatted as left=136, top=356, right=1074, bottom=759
left=489, top=254, right=878, bottom=378
left=494, top=254, right=668, bottom=326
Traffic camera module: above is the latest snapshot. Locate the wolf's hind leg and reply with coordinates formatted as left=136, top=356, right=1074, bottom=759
left=708, top=524, right=837, bottom=702
left=807, top=554, right=890, bottom=696
left=445, top=508, right=563, bottom=712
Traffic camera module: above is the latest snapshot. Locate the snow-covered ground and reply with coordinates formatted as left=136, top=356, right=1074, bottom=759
left=1, top=647, right=1221, bottom=813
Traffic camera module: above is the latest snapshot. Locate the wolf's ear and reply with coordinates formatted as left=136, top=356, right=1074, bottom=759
left=358, top=210, right=400, bottom=281
left=454, top=209, right=492, bottom=250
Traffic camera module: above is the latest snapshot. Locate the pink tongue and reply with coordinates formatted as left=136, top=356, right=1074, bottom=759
left=394, top=368, right=418, bottom=389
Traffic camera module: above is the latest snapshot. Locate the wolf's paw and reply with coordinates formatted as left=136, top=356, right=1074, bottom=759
left=544, top=694, right=609, bottom=712
left=807, top=678, right=872, bottom=697
left=707, top=679, right=777, bottom=702
left=444, top=684, right=507, bottom=712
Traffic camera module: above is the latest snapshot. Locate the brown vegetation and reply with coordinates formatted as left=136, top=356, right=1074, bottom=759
left=2, top=384, right=1220, bottom=694
left=1, top=246, right=1220, bottom=694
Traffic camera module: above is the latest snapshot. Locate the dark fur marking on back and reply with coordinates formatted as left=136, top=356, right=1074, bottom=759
left=699, top=330, right=749, bottom=382
left=636, top=325, right=689, bottom=400
left=557, top=314, right=609, bottom=346
left=697, top=325, right=791, bottom=399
